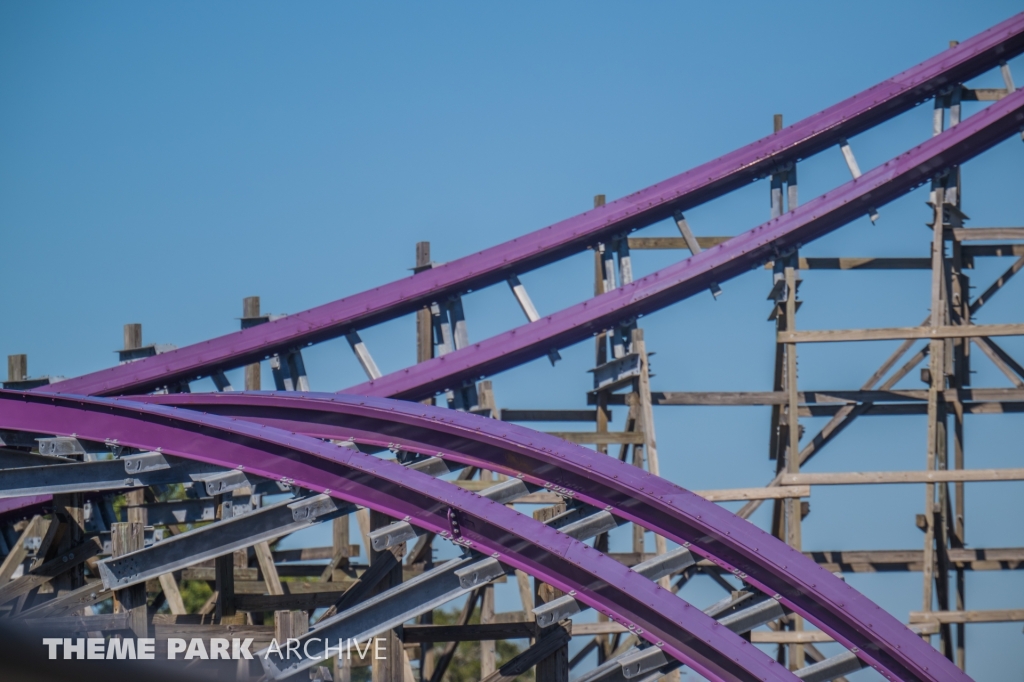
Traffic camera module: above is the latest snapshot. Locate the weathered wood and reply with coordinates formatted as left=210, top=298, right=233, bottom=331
left=697, top=486, right=809, bottom=501
left=158, top=573, right=187, bottom=615
left=782, top=468, right=1024, bottom=485
left=123, top=323, right=143, bottom=351
left=500, top=409, right=602, bottom=422
left=254, top=540, right=284, bottom=595
left=370, top=509, right=404, bottom=682
left=767, top=257, right=932, bottom=270
left=111, top=521, right=147, bottom=637
left=0, top=516, right=45, bottom=584
left=805, top=547, right=1024, bottom=573
left=779, top=322, right=1024, bottom=344
left=627, top=236, right=731, bottom=251
left=545, top=431, right=645, bottom=445
left=0, top=536, right=102, bottom=604
left=909, top=609, right=1024, bottom=624
left=7, top=354, right=27, bottom=382
left=404, top=621, right=536, bottom=643
left=963, top=243, right=1024, bottom=257
left=951, top=227, right=1024, bottom=241
left=649, top=387, right=1024, bottom=405
left=243, top=296, right=261, bottom=390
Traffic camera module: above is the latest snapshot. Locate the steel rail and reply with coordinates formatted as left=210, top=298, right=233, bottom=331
left=135, top=390, right=968, bottom=682
left=347, top=86, right=1024, bottom=400
left=0, top=390, right=793, bottom=682
left=38, top=13, right=1024, bottom=398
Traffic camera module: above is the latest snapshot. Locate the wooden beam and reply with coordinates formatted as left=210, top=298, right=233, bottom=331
left=963, top=244, right=1024, bottom=257
left=781, top=469, right=1024, bottom=485
left=649, top=388, right=1024, bottom=406
left=804, top=547, right=1024, bottom=573
left=909, top=609, right=1024, bottom=625
left=545, top=431, right=645, bottom=445
left=951, top=227, right=1024, bottom=241
left=779, top=323, right=1024, bottom=344
left=501, top=409, right=603, bottom=422
left=404, top=622, right=537, bottom=643
left=766, top=257, right=932, bottom=270
left=627, top=236, right=730, bottom=251
left=695, top=486, right=809, bottom=501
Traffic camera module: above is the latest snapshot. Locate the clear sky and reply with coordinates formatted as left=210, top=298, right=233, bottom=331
left=2, top=2, right=1023, bottom=679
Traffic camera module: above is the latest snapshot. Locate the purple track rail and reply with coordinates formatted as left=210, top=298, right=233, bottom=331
left=133, top=390, right=968, bottom=682
left=38, top=12, right=1024, bottom=398
left=0, top=389, right=793, bottom=682
left=343, top=87, right=1024, bottom=399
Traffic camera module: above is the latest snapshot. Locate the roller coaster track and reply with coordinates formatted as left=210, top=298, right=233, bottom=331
left=4, top=14, right=1023, bottom=682
left=0, top=389, right=968, bottom=682
left=36, top=12, right=1024, bottom=399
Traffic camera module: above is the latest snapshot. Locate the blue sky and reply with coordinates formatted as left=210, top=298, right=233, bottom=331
left=2, top=2, right=1023, bottom=679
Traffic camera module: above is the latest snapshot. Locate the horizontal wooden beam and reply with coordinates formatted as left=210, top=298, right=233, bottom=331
left=765, top=257, right=932, bottom=270
left=951, top=227, right=1024, bottom=241
left=804, top=547, right=1024, bottom=573
left=779, top=323, right=1024, bottom=344
left=695, top=486, right=808, bottom=501
left=546, top=431, right=645, bottom=445
left=627, top=236, right=730, bottom=251
left=963, top=243, right=1024, bottom=257
left=403, top=622, right=536, bottom=643
left=781, top=469, right=1024, bottom=486
left=501, top=409, right=602, bottom=422
left=649, top=388, right=1024, bottom=406
left=908, top=609, right=1024, bottom=625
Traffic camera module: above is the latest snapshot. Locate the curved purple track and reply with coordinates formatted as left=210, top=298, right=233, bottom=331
left=37, top=12, right=1024, bottom=399
left=0, top=389, right=790, bottom=682
left=132, top=390, right=968, bottom=682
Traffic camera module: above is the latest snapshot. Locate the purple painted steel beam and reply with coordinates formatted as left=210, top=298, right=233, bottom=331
left=136, top=390, right=968, bottom=682
left=347, top=87, right=1024, bottom=400
left=39, top=13, right=1024, bottom=398
left=0, top=390, right=790, bottom=682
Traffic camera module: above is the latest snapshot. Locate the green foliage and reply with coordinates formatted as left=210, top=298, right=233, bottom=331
left=179, top=579, right=213, bottom=613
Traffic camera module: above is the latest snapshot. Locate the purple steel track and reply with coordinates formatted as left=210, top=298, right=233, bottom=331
left=0, top=389, right=791, bottom=682
left=38, top=12, right=1024, bottom=398
left=346, top=87, right=1024, bottom=399
left=134, top=390, right=968, bottom=682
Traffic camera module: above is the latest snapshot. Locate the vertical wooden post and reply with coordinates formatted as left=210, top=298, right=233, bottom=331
left=593, top=195, right=610, bottom=456
left=480, top=583, right=496, bottom=677
left=783, top=265, right=804, bottom=670
left=535, top=628, right=570, bottom=682
left=243, top=297, right=261, bottom=390
left=123, top=323, right=143, bottom=351
left=923, top=188, right=947, bottom=640
left=51, top=494, right=85, bottom=593
left=111, top=520, right=147, bottom=637
left=7, top=354, right=27, bottom=382
left=215, top=495, right=236, bottom=621
left=370, top=509, right=405, bottom=681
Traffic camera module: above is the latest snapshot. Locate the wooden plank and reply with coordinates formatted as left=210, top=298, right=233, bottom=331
left=951, top=227, right=1024, bottom=241
left=804, top=547, right=1024, bottom=573
left=501, top=409, right=601, bottom=422
left=0, top=536, right=103, bottom=605
left=111, top=521, right=147, bottom=637
left=909, top=609, right=1024, bottom=624
left=779, top=323, right=1024, bottom=344
left=545, top=431, right=645, bottom=445
left=232, top=579, right=355, bottom=595
left=766, top=257, right=932, bottom=270
left=963, top=244, right=1024, bottom=257
left=627, top=236, right=730, bottom=250
left=695, top=486, right=809, bottom=501
left=651, top=388, right=1024, bottom=405
left=404, top=622, right=536, bottom=643
left=781, top=468, right=1024, bottom=485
